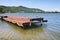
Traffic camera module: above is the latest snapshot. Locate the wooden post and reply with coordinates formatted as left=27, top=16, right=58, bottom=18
left=0, top=16, right=3, bottom=20
left=29, top=21, right=31, bottom=26
left=40, top=20, right=43, bottom=26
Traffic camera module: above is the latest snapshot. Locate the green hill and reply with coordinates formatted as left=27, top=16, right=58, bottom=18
left=0, top=6, right=45, bottom=13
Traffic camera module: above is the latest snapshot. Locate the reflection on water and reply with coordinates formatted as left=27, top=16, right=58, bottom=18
left=0, top=13, right=60, bottom=40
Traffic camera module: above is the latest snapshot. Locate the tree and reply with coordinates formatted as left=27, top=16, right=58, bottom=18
left=0, top=7, right=4, bottom=13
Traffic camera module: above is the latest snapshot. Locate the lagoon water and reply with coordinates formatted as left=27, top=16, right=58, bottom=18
left=0, top=13, right=60, bottom=40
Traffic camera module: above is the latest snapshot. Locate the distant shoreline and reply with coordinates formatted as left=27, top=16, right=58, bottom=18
left=0, top=5, right=60, bottom=13
left=0, top=12, right=60, bottom=14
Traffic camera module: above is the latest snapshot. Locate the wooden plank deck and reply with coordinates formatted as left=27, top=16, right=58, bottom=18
left=0, top=16, right=48, bottom=28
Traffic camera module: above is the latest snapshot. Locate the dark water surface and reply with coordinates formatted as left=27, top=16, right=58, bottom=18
left=0, top=13, right=60, bottom=40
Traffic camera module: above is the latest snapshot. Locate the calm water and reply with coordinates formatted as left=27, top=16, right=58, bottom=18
left=0, top=13, right=60, bottom=40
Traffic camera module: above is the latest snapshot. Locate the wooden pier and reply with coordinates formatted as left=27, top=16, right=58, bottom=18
left=0, top=16, right=47, bottom=28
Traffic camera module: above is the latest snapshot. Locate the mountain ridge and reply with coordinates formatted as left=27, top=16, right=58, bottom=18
left=0, top=5, right=45, bottom=13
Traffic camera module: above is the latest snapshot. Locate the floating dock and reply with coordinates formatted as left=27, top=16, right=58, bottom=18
left=0, top=16, right=47, bottom=28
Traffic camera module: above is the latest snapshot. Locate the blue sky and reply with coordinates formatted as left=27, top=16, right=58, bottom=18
left=0, top=0, right=60, bottom=11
